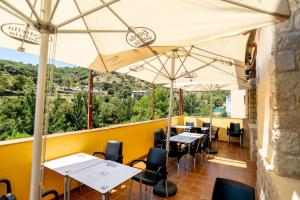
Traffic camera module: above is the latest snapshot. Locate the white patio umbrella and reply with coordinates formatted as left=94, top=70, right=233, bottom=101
left=117, top=33, right=250, bottom=152
left=167, top=81, right=247, bottom=153
left=0, top=0, right=290, bottom=199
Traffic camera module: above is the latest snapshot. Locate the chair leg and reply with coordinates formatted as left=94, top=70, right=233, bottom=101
left=193, top=157, right=196, bottom=171
left=228, top=135, right=231, bottom=144
left=177, top=161, right=180, bottom=177
left=128, top=179, right=133, bottom=200
left=150, top=186, right=153, bottom=200
left=165, top=180, right=168, bottom=198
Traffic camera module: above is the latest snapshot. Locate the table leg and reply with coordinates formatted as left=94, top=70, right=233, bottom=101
left=139, top=173, right=142, bottom=200
left=102, top=193, right=106, bottom=200
left=64, top=176, right=72, bottom=200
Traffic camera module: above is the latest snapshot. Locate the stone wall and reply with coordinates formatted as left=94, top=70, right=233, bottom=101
left=257, top=151, right=280, bottom=200
left=271, top=0, right=300, bottom=177
left=248, top=89, right=257, bottom=160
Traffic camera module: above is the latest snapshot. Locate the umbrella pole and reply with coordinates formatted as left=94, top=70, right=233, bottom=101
left=153, top=51, right=177, bottom=197
left=208, top=90, right=218, bottom=154
left=30, top=1, right=51, bottom=199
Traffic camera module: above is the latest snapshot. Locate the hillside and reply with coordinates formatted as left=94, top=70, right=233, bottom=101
left=0, top=59, right=151, bottom=96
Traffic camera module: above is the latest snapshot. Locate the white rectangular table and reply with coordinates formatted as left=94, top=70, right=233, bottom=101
left=170, top=132, right=205, bottom=174
left=70, top=160, right=141, bottom=199
left=43, top=153, right=141, bottom=200
left=44, top=153, right=104, bottom=200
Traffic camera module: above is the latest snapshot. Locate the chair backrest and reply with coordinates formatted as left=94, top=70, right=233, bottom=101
left=190, top=127, right=202, bottom=134
left=146, top=148, right=167, bottom=172
left=202, top=122, right=211, bottom=128
left=105, top=141, right=123, bottom=163
left=212, top=178, right=255, bottom=200
left=185, top=122, right=194, bottom=127
left=214, top=128, right=220, bottom=140
left=230, top=123, right=241, bottom=132
left=154, top=129, right=165, bottom=147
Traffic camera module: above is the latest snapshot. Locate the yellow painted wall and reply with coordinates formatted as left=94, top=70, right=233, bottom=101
left=183, top=116, right=244, bottom=143
left=0, top=117, right=183, bottom=199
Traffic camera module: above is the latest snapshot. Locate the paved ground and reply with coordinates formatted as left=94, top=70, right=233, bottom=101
left=69, top=142, right=257, bottom=200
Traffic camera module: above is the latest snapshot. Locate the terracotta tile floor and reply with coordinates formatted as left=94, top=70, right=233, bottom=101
left=70, top=142, right=257, bottom=200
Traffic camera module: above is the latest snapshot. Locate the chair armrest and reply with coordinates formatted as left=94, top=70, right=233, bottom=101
left=0, top=179, right=12, bottom=194
left=42, top=189, right=59, bottom=200
left=92, top=152, right=105, bottom=157
left=156, top=166, right=167, bottom=179
left=129, top=159, right=147, bottom=167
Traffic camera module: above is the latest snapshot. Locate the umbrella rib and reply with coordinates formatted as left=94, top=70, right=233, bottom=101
left=99, top=0, right=173, bottom=79
left=73, top=0, right=109, bottom=72
left=218, top=0, right=289, bottom=19
left=151, top=52, right=173, bottom=83
left=192, top=46, right=244, bottom=66
left=143, top=55, right=171, bottom=80
left=175, top=60, right=217, bottom=79
left=174, top=46, right=193, bottom=78
left=49, top=0, right=60, bottom=23
left=25, top=0, right=40, bottom=21
left=174, top=49, right=193, bottom=81
left=56, top=0, right=120, bottom=29
left=0, top=0, right=36, bottom=26
left=57, top=29, right=128, bottom=33
left=188, top=54, right=246, bottom=82
left=0, top=4, right=34, bottom=26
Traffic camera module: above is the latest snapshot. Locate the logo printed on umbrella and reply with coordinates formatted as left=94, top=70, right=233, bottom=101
left=1, top=23, right=40, bottom=45
left=129, top=65, right=144, bottom=72
left=126, top=27, right=156, bottom=48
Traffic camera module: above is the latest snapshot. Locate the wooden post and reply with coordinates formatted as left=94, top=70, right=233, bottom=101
left=152, top=84, right=156, bottom=119
left=88, top=69, right=93, bottom=129
left=179, top=88, right=183, bottom=115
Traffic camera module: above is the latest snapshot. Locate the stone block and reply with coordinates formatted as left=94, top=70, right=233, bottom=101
left=274, top=72, right=300, bottom=92
left=273, top=152, right=300, bottom=176
left=275, top=13, right=294, bottom=33
left=275, top=32, right=300, bottom=51
left=295, top=10, right=300, bottom=30
left=272, top=93, right=295, bottom=110
left=273, top=111, right=300, bottom=129
left=296, top=50, right=300, bottom=69
left=274, top=51, right=296, bottom=71
left=289, top=0, right=300, bottom=12
left=272, top=129, right=300, bottom=153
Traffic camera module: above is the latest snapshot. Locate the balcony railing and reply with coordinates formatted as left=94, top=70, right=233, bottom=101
left=0, top=116, right=244, bottom=199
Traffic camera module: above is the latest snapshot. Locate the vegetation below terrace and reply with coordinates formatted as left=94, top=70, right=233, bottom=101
left=0, top=60, right=229, bottom=141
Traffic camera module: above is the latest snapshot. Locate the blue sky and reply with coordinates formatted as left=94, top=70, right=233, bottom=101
left=0, top=47, right=74, bottom=68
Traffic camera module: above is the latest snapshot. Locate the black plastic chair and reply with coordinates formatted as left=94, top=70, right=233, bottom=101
left=212, top=178, right=255, bottom=200
left=129, top=148, right=167, bottom=200
left=42, top=190, right=60, bottom=200
left=93, top=141, right=123, bottom=163
left=168, top=141, right=188, bottom=177
left=0, top=178, right=16, bottom=200
left=189, top=136, right=203, bottom=170
left=185, top=122, right=194, bottom=132
left=154, top=129, right=166, bottom=148
left=211, top=127, right=220, bottom=146
left=227, top=123, right=244, bottom=147
left=190, top=127, right=202, bottom=134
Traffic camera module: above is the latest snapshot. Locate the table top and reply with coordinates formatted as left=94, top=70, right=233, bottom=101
left=43, top=153, right=104, bottom=176
left=69, top=160, right=141, bottom=194
left=171, top=125, right=193, bottom=129
left=170, top=133, right=204, bottom=144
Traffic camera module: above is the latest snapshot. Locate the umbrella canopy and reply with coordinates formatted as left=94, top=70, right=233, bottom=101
left=0, top=0, right=290, bottom=71
left=117, top=34, right=250, bottom=175
left=166, top=81, right=246, bottom=150
left=117, top=33, right=249, bottom=85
